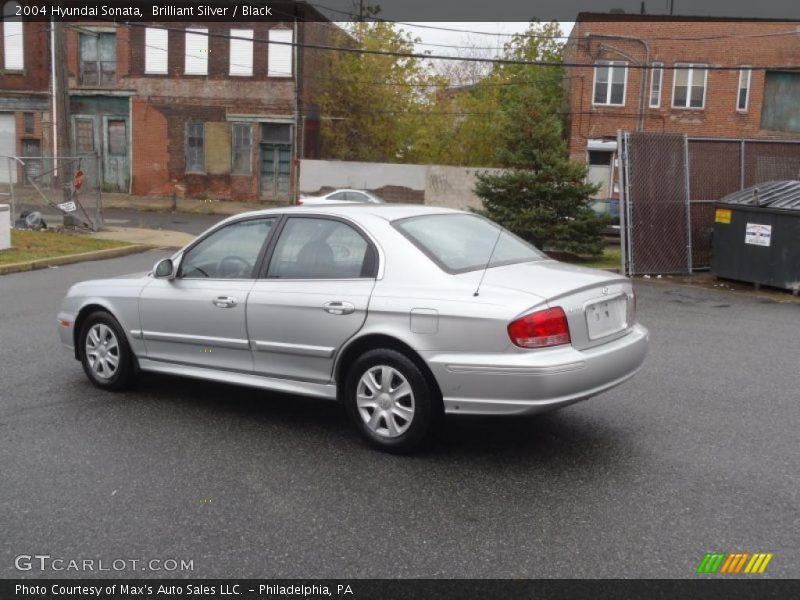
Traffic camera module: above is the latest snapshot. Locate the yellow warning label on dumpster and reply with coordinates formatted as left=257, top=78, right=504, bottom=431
left=715, top=208, right=732, bottom=224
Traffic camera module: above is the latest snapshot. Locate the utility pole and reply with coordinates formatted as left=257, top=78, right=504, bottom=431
left=51, top=21, right=71, bottom=179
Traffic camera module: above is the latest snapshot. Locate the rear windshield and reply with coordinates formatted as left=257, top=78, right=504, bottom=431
left=394, top=213, right=545, bottom=273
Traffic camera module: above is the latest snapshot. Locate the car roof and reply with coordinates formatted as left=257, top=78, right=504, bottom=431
left=226, top=203, right=463, bottom=223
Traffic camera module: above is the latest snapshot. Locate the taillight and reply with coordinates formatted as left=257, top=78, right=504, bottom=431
left=508, top=307, right=571, bottom=349
left=297, top=198, right=304, bottom=205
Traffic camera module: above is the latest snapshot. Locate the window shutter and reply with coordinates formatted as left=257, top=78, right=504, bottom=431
left=185, top=28, right=208, bottom=75
left=145, top=28, right=168, bottom=74
left=229, top=29, right=253, bottom=76
left=268, top=28, right=293, bottom=77
left=3, top=4, right=24, bottom=71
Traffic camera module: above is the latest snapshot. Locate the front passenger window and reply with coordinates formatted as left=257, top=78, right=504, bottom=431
left=180, top=218, right=275, bottom=279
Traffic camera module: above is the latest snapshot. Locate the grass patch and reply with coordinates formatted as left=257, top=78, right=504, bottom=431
left=548, top=245, right=622, bottom=271
left=0, top=229, right=130, bottom=266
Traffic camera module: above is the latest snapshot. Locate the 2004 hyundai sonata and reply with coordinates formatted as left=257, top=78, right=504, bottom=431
left=58, top=205, right=649, bottom=452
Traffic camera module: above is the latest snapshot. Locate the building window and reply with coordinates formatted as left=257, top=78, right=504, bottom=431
left=23, top=112, right=34, bottom=134
left=593, top=61, right=627, bottom=106
left=184, top=28, right=208, bottom=75
left=231, top=123, right=252, bottom=174
left=2, top=2, right=23, bottom=70
left=672, top=63, right=707, bottom=109
left=75, top=119, right=95, bottom=153
left=229, top=29, right=253, bottom=76
left=79, top=32, right=116, bottom=86
left=761, top=71, right=800, bottom=133
left=144, top=27, right=168, bottom=74
left=185, top=122, right=205, bottom=173
left=649, top=63, right=663, bottom=108
left=268, top=28, right=293, bottom=77
left=737, top=67, right=751, bottom=112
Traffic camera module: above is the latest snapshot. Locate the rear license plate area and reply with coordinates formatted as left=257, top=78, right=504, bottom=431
left=585, top=296, right=628, bottom=340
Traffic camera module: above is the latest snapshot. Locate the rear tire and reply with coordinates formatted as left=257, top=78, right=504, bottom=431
left=343, top=348, right=440, bottom=454
left=78, top=311, right=135, bottom=391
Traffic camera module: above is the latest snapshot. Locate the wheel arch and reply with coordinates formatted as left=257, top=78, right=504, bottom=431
left=72, top=302, right=129, bottom=360
left=334, top=333, right=443, bottom=404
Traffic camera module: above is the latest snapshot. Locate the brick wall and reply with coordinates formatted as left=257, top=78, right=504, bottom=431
left=0, top=21, right=49, bottom=92
left=566, top=16, right=800, bottom=161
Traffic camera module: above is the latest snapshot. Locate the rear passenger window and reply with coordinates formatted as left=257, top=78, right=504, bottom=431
left=266, top=218, right=376, bottom=279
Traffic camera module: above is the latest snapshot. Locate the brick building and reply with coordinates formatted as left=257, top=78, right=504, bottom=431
left=1, top=1, right=344, bottom=200
left=565, top=14, right=800, bottom=198
left=0, top=2, right=50, bottom=186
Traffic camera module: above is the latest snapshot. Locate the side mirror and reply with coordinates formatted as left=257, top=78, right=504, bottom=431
left=154, top=258, right=175, bottom=279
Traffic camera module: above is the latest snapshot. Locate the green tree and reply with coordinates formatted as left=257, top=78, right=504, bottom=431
left=317, top=22, right=436, bottom=162
left=474, top=83, right=609, bottom=256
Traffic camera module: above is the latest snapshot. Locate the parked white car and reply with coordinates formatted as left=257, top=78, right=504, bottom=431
left=298, top=189, right=384, bottom=206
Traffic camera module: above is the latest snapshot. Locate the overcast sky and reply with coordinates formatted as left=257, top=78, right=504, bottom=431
left=404, top=22, right=575, bottom=55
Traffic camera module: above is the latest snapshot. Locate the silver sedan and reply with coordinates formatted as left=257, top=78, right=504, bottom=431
left=57, top=205, right=649, bottom=453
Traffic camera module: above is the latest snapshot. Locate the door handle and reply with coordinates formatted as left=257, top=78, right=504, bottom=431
left=212, top=296, right=238, bottom=308
left=323, top=301, right=355, bottom=315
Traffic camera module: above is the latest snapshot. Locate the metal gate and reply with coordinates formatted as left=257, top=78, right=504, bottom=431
left=1, top=154, right=103, bottom=230
left=618, top=132, right=800, bottom=276
left=618, top=131, right=691, bottom=276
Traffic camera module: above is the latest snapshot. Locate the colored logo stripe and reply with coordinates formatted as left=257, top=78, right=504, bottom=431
left=697, top=552, right=773, bottom=574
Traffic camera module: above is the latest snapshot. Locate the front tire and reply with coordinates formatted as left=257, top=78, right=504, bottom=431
left=344, top=349, right=440, bottom=454
left=78, top=311, right=135, bottom=391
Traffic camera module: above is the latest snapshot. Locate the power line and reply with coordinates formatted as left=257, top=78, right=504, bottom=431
left=121, top=22, right=800, bottom=72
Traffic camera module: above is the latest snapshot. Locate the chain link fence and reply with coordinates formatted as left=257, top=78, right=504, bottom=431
left=619, top=134, right=800, bottom=275
left=1, top=154, right=102, bottom=231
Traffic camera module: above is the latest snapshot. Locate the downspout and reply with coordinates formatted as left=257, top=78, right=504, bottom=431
left=292, top=17, right=300, bottom=204
left=50, top=16, right=58, bottom=175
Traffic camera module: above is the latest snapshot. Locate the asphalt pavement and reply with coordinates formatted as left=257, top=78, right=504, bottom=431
left=1, top=252, right=799, bottom=578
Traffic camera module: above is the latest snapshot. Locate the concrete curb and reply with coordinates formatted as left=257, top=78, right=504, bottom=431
left=0, top=244, right=150, bottom=276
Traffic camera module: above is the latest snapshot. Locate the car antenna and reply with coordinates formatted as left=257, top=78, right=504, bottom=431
left=473, top=225, right=504, bottom=297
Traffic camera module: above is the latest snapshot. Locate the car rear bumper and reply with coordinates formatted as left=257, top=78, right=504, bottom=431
left=423, top=323, right=649, bottom=415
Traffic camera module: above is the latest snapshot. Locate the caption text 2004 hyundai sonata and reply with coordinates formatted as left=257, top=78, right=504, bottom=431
left=58, top=205, right=649, bottom=453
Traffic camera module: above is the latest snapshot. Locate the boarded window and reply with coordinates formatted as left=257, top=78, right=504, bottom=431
left=761, top=71, right=800, bottom=133
left=75, top=119, right=95, bottom=153
left=672, top=64, right=707, bottom=109
left=145, top=27, right=168, bottom=74
left=185, top=28, right=208, bottom=75
left=593, top=61, right=627, bottom=106
left=23, top=112, right=34, bottom=134
left=186, top=122, right=205, bottom=173
left=268, top=28, right=293, bottom=77
left=107, top=120, right=127, bottom=156
left=2, top=2, right=23, bottom=70
left=80, top=33, right=116, bottom=86
left=229, top=28, right=253, bottom=76
left=231, top=123, right=252, bottom=174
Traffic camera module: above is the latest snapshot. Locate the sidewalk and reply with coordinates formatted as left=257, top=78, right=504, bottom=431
left=93, top=226, right=195, bottom=248
left=101, top=193, right=290, bottom=216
